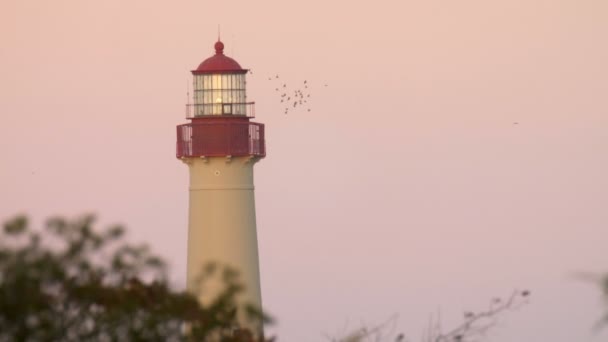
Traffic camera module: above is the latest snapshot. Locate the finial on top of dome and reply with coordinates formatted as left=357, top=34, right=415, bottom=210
left=214, top=40, right=224, bottom=54
left=214, top=24, right=224, bottom=54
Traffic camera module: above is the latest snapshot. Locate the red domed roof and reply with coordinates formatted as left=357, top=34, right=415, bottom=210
left=192, top=40, right=247, bottom=75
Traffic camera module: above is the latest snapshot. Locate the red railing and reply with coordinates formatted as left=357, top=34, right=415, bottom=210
left=176, top=121, right=265, bottom=158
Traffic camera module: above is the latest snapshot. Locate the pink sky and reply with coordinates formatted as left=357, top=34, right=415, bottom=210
left=2, top=0, right=608, bottom=340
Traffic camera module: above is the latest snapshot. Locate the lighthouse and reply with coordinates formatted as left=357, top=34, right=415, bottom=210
left=176, top=40, right=265, bottom=333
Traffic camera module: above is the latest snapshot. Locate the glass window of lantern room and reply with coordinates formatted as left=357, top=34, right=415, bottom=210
left=231, top=75, right=238, bottom=90
left=197, top=100, right=205, bottom=116
left=194, top=76, right=200, bottom=91
left=203, top=90, right=211, bottom=104
left=222, top=75, right=229, bottom=89
left=212, top=90, right=224, bottom=115
left=223, top=104, right=232, bottom=114
left=234, top=75, right=239, bottom=102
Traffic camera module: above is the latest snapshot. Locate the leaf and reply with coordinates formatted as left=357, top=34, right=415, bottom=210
left=105, top=226, right=125, bottom=240
left=144, top=256, right=165, bottom=269
left=3, top=216, right=28, bottom=235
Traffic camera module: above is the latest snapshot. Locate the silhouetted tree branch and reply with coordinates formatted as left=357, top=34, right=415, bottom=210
left=329, top=291, right=530, bottom=342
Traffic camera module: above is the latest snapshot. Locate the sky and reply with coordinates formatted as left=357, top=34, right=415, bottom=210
left=2, top=0, right=608, bottom=340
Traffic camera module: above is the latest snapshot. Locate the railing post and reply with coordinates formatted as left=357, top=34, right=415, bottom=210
left=226, top=122, right=231, bottom=156
left=176, top=125, right=182, bottom=158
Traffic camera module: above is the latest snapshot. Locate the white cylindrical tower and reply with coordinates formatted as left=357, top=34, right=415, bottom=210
left=176, top=40, right=266, bottom=335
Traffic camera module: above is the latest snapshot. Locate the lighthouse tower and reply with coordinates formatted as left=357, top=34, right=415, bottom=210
left=176, top=40, right=265, bottom=332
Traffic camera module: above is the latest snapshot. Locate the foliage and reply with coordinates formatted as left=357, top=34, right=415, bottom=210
left=575, top=271, right=608, bottom=331
left=600, top=275, right=608, bottom=330
left=0, top=215, right=270, bottom=342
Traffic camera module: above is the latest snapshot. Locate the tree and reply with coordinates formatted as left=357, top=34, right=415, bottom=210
left=0, top=215, right=271, bottom=342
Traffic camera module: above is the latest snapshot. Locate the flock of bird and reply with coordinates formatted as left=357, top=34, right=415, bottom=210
left=266, top=74, right=327, bottom=114
left=248, top=71, right=521, bottom=126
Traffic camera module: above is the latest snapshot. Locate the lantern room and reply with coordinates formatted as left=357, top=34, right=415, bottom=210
left=189, top=41, right=251, bottom=117
left=176, top=40, right=265, bottom=159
